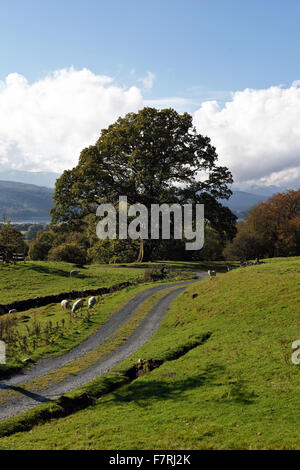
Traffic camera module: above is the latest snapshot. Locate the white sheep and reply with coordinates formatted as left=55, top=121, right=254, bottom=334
left=72, top=298, right=84, bottom=313
left=88, top=296, right=96, bottom=309
left=8, top=309, right=18, bottom=314
left=70, top=270, right=80, bottom=277
left=207, top=270, right=216, bottom=278
left=61, top=299, right=71, bottom=310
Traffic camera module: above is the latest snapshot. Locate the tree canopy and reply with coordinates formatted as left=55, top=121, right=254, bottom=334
left=51, top=107, right=236, bottom=260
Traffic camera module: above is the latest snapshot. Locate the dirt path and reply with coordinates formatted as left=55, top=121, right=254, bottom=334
left=0, top=273, right=207, bottom=420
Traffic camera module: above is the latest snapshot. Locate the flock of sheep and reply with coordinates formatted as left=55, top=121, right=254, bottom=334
left=61, top=296, right=97, bottom=313
left=8, top=296, right=97, bottom=315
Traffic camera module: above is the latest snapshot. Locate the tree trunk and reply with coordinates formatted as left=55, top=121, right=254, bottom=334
left=136, top=238, right=144, bottom=263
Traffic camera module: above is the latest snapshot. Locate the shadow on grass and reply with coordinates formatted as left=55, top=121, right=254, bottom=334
left=0, top=383, right=50, bottom=403
left=109, top=364, right=235, bottom=406
left=29, top=264, right=87, bottom=279
left=224, top=379, right=257, bottom=405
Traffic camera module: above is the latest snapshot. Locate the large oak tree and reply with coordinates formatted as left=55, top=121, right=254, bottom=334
left=51, top=107, right=236, bottom=260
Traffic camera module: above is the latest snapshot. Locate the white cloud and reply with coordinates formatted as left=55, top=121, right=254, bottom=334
left=0, top=67, right=143, bottom=172
left=1, top=68, right=300, bottom=190
left=139, top=71, right=155, bottom=90
left=193, top=85, right=300, bottom=188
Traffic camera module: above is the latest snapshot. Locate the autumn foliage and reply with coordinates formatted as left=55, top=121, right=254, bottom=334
left=224, top=189, right=300, bottom=260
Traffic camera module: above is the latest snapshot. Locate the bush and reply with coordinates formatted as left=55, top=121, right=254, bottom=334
left=144, top=267, right=168, bottom=282
left=48, top=242, right=87, bottom=265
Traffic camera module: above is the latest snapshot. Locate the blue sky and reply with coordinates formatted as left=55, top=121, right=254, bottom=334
left=0, top=0, right=300, bottom=189
left=1, top=0, right=299, bottom=102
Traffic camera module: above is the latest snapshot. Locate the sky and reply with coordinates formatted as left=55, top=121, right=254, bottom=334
left=0, top=0, right=300, bottom=190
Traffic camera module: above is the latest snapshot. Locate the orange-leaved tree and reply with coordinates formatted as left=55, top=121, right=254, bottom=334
left=224, top=189, right=300, bottom=260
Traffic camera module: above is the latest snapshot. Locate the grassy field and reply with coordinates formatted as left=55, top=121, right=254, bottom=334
left=1, top=257, right=299, bottom=449
left=0, top=261, right=144, bottom=304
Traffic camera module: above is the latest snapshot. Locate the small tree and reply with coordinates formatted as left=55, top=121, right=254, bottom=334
left=0, top=222, right=26, bottom=263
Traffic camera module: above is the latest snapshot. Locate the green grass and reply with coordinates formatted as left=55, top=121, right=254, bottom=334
left=0, top=261, right=144, bottom=304
left=0, top=256, right=300, bottom=449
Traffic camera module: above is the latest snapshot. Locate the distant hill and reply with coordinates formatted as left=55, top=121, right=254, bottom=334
left=0, top=181, right=54, bottom=222
left=0, top=170, right=60, bottom=188
left=223, top=190, right=268, bottom=218
left=0, top=180, right=270, bottom=223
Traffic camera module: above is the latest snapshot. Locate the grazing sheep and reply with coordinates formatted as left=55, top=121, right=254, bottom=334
left=61, top=299, right=71, bottom=310
left=88, top=296, right=96, bottom=309
left=72, top=298, right=84, bottom=313
left=70, top=270, right=80, bottom=277
left=8, top=309, right=18, bottom=314
left=207, top=270, right=216, bottom=278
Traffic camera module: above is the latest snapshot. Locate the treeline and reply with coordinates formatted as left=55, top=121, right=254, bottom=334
left=28, top=189, right=300, bottom=264
left=1, top=190, right=299, bottom=265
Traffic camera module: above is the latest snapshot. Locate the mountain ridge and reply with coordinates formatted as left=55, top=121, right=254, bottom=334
left=0, top=180, right=271, bottom=223
left=0, top=180, right=54, bottom=222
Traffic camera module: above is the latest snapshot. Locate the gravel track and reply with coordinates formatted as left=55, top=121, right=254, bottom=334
left=0, top=273, right=207, bottom=420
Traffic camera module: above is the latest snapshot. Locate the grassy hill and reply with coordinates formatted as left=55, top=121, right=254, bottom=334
left=0, top=181, right=54, bottom=222
left=0, top=257, right=299, bottom=449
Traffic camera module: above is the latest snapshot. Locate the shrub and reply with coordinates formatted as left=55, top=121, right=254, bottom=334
left=144, top=267, right=168, bottom=282
left=48, top=242, right=87, bottom=265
